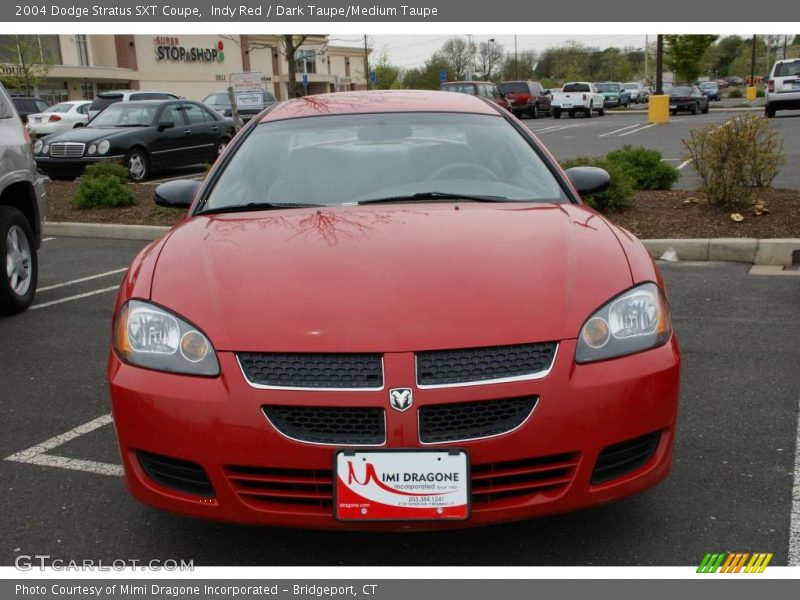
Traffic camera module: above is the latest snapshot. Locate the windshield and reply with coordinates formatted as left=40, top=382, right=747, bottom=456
left=203, top=112, right=568, bottom=210
left=203, top=93, right=230, bottom=106
left=623, top=83, right=638, bottom=90
left=700, top=82, right=717, bottom=89
left=670, top=86, right=692, bottom=95
left=440, top=83, right=477, bottom=95
left=89, top=104, right=158, bottom=127
left=498, top=82, right=528, bottom=94
left=595, top=84, right=620, bottom=93
left=46, top=103, right=72, bottom=113
left=562, top=83, right=590, bottom=92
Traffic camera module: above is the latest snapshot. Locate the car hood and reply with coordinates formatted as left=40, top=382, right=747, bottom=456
left=150, top=203, right=634, bottom=353
left=41, top=126, right=137, bottom=143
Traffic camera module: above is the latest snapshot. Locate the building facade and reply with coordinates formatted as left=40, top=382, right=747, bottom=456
left=0, top=34, right=368, bottom=103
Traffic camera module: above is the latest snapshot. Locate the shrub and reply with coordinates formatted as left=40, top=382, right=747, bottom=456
left=682, top=113, right=783, bottom=208
left=727, top=87, right=743, bottom=98
left=756, top=88, right=765, bottom=98
left=71, top=174, right=135, bottom=208
left=82, top=160, right=129, bottom=185
left=560, top=156, right=635, bottom=212
left=606, top=145, right=679, bottom=190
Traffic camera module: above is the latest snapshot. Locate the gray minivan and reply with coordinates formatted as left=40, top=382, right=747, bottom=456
left=0, top=83, right=47, bottom=314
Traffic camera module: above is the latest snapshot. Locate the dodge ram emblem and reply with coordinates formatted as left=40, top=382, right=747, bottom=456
left=389, top=388, right=413, bottom=412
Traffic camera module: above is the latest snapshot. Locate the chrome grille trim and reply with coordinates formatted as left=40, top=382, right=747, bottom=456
left=50, top=142, right=85, bottom=158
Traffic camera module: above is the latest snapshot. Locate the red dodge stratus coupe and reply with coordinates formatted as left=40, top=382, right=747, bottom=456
left=108, top=90, right=680, bottom=530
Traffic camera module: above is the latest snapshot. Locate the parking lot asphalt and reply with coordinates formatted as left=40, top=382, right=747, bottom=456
left=521, top=110, right=800, bottom=191
left=2, top=236, right=799, bottom=566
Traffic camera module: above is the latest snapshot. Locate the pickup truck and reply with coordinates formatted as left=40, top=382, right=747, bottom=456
left=550, top=82, right=606, bottom=118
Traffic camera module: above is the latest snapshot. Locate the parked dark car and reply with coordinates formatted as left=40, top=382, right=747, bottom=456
left=698, top=81, right=721, bottom=101
left=723, top=75, right=746, bottom=86
left=498, top=80, right=552, bottom=118
left=35, top=100, right=235, bottom=181
left=88, top=90, right=180, bottom=120
left=11, top=97, right=50, bottom=124
left=439, top=81, right=512, bottom=111
left=202, top=90, right=277, bottom=123
left=668, top=86, right=710, bottom=115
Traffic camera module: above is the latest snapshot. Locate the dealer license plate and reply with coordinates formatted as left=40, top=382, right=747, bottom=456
left=34, top=117, right=42, bottom=123
left=334, top=450, right=469, bottom=521
left=670, top=104, right=677, bottom=109
left=562, top=103, right=573, bottom=108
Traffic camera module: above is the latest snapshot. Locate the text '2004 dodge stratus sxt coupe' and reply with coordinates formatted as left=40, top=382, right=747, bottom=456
left=108, top=90, right=680, bottom=530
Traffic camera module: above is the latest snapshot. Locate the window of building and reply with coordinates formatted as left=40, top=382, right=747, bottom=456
left=0, top=35, right=62, bottom=65
left=294, top=49, right=316, bottom=74
left=76, top=35, right=89, bottom=66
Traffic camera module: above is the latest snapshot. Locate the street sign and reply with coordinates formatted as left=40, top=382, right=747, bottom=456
left=370, top=70, right=376, bottom=83
left=229, top=72, right=263, bottom=93
left=302, top=73, right=308, bottom=88
left=439, top=68, right=448, bottom=83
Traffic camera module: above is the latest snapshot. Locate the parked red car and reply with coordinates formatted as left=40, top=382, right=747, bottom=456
left=109, top=90, right=680, bottom=530
left=439, top=80, right=512, bottom=111
left=499, top=80, right=552, bottom=118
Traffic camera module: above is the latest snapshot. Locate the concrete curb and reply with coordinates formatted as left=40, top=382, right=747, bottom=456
left=607, top=107, right=763, bottom=115
left=44, top=223, right=800, bottom=267
left=642, top=238, right=800, bottom=266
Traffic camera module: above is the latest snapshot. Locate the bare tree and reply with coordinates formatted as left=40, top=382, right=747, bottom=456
left=439, top=37, right=475, bottom=80
left=477, top=41, right=505, bottom=80
left=0, top=35, right=53, bottom=95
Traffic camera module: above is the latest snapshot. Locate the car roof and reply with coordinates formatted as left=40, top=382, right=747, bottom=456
left=97, top=90, right=175, bottom=97
left=101, top=99, right=184, bottom=107
left=261, top=90, right=501, bottom=122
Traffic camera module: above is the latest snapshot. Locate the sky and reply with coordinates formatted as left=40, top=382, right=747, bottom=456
left=334, top=34, right=650, bottom=69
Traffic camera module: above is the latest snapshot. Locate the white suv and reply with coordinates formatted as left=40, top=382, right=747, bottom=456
left=765, top=58, right=800, bottom=118
left=88, top=90, right=179, bottom=120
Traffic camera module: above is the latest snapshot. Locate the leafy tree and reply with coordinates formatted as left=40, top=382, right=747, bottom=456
left=476, top=41, right=504, bottom=80
left=500, top=50, right=538, bottom=81
left=664, top=35, right=719, bottom=83
left=705, top=35, right=745, bottom=77
left=0, top=35, right=53, bottom=95
left=372, top=50, right=401, bottom=90
left=402, top=55, right=451, bottom=90
left=439, top=37, right=475, bottom=80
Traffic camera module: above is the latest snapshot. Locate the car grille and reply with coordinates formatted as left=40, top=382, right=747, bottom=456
left=49, top=142, right=85, bottom=158
left=416, top=342, right=557, bottom=387
left=137, top=451, right=214, bottom=498
left=238, top=353, right=383, bottom=389
left=592, top=431, right=661, bottom=484
left=419, top=396, right=537, bottom=443
left=263, top=405, right=385, bottom=445
left=225, top=451, right=580, bottom=515
left=224, top=465, right=333, bottom=514
left=471, top=452, right=580, bottom=506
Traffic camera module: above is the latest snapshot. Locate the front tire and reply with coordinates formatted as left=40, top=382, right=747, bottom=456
left=0, top=206, right=37, bottom=315
left=598, top=106, right=605, bottom=116
left=585, top=103, right=593, bottom=118
left=531, top=104, right=539, bottom=119
left=125, top=148, right=150, bottom=182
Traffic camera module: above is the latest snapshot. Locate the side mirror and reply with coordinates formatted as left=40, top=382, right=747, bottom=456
left=157, top=120, right=175, bottom=132
left=543, top=90, right=551, bottom=96
left=565, top=166, right=611, bottom=197
left=154, top=179, right=202, bottom=208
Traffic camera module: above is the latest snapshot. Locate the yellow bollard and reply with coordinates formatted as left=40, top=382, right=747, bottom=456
left=648, top=95, right=670, bottom=124
left=746, top=86, right=757, bottom=101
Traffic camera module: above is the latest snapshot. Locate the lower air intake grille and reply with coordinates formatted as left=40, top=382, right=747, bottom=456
left=225, top=465, right=333, bottom=514
left=263, top=405, right=385, bottom=445
left=416, top=342, right=557, bottom=386
left=471, top=452, right=580, bottom=505
left=137, top=451, right=214, bottom=497
left=592, top=431, right=661, bottom=484
left=419, top=396, right=537, bottom=443
left=238, top=353, right=383, bottom=389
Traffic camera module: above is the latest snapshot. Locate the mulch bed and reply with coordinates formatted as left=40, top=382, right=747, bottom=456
left=46, top=181, right=800, bottom=239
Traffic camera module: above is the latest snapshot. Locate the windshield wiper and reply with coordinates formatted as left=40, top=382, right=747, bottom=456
left=197, top=202, right=324, bottom=215
left=357, top=192, right=516, bottom=205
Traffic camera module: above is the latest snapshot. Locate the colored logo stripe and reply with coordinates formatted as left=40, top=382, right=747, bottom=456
left=697, top=552, right=773, bottom=573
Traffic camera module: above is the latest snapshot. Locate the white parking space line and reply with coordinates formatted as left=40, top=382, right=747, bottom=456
left=677, top=159, right=694, bottom=170
left=535, top=124, right=581, bottom=134
left=30, top=285, right=119, bottom=310
left=618, top=123, right=657, bottom=137
left=789, top=394, right=800, bottom=565
left=37, top=267, right=127, bottom=292
left=598, top=123, right=643, bottom=137
left=42, top=237, right=55, bottom=242
left=5, top=414, right=123, bottom=477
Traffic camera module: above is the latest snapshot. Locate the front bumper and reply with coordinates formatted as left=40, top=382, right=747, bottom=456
left=35, top=155, right=125, bottom=178
left=603, top=97, right=621, bottom=107
left=109, top=337, right=681, bottom=530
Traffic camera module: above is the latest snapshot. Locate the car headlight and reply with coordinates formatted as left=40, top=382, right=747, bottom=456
left=34, top=140, right=43, bottom=154
left=113, top=300, right=219, bottom=376
left=576, top=283, right=672, bottom=363
left=42, top=143, right=50, bottom=155
left=97, top=140, right=110, bottom=155
left=87, top=144, right=97, bottom=155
